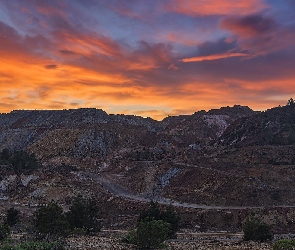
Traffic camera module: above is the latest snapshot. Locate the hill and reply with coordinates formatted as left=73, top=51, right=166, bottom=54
left=1, top=103, right=295, bottom=232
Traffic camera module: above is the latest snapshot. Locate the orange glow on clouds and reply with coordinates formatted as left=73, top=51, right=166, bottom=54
left=181, top=52, right=249, bottom=62
left=165, top=0, right=268, bottom=16
left=0, top=0, right=294, bottom=120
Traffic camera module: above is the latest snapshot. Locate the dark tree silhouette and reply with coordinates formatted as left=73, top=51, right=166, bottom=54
left=287, top=98, right=294, bottom=106
left=5, top=207, right=20, bottom=226
left=66, top=196, right=101, bottom=234
left=34, top=201, right=69, bottom=237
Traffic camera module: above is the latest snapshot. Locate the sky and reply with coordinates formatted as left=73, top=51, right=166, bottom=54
left=0, top=0, right=294, bottom=120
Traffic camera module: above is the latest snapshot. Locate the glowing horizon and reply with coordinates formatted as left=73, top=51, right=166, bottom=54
left=0, top=0, right=294, bottom=120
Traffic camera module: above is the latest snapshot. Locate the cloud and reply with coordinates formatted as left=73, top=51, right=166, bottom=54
left=181, top=52, right=249, bottom=62
left=168, top=64, right=179, bottom=70
left=54, top=29, right=122, bottom=58
left=0, top=21, right=52, bottom=58
left=126, top=41, right=174, bottom=71
left=222, top=14, right=276, bottom=38
left=221, top=14, right=295, bottom=55
left=44, top=64, right=57, bottom=69
left=59, top=49, right=78, bottom=56
left=164, top=0, right=268, bottom=16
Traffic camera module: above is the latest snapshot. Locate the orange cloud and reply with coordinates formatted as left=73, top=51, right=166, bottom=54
left=55, top=30, right=122, bottom=57
left=164, top=0, right=268, bottom=16
left=1, top=49, right=294, bottom=120
left=181, top=52, right=249, bottom=62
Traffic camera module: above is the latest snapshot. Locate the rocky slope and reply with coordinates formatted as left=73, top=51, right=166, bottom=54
left=1, top=104, right=295, bottom=232
left=219, top=104, right=295, bottom=147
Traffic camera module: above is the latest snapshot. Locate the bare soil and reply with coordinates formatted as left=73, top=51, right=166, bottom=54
left=64, top=230, right=275, bottom=250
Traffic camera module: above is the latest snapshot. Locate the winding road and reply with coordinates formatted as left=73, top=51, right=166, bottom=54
left=79, top=171, right=295, bottom=211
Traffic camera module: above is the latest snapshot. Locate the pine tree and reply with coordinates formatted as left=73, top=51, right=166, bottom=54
left=34, top=201, right=69, bottom=237
left=66, top=196, right=100, bottom=234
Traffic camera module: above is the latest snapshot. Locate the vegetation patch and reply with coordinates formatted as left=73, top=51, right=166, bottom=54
left=243, top=215, right=273, bottom=242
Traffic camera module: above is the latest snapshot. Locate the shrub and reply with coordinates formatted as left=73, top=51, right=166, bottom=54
left=160, top=204, right=180, bottom=238
left=138, top=201, right=179, bottom=238
left=136, top=218, right=171, bottom=249
left=5, top=208, right=20, bottom=226
left=33, top=201, right=69, bottom=237
left=10, top=150, right=41, bottom=172
left=0, top=149, right=11, bottom=164
left=273, top=239, right=295, bottom=250
left=0, top=149, right=41, bottom=173
left=0, top=223, right=10, bottom=241
left=243, top=216, right=273, bottom=242
left=125, top=201, right=180, bottom=248
left=123, top=229, right=138, bottom=244
left=66, top=196, right=101, bottom=234
left=138, top=201, right=161, bottom=223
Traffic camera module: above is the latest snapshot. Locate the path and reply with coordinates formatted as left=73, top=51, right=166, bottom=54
left=79, top=171, right=295, bottom=210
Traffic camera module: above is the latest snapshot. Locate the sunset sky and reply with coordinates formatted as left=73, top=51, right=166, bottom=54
left=0, top=0, right=294, bottom=120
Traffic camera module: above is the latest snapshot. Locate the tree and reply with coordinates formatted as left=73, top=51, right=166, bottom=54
left=287, top=98, right=294, bottom=106
left=0, top=149, right=41, bottom=173
left=138, top=201, right=180, bottom=238
left=125, top=201, right=180, bottom=248
left=160, top=204, right=180, bottom=238
left=66, top=196, right=100, bottom=234
left=10, top=150, right=41, bottom=172
left=136, top=218, right=171, bottom=249
left=138, top=201, right=161, bottom=223
left=33, top=201, right=69, bottom=237
left=5, top=207, right=20, bottom=226
left=243, top=215, right=273, bottom=242
left=0, top=223, right=10, bottom=241
left=0, top=148, right=11, bottom=164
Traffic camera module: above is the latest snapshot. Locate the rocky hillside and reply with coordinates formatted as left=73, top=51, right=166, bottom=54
left=161, top=105, right=255, bottom=143
left=2, top=104, right=295, bottom=232
left=219, top=104, right=295, bottom=147
left=0, top=109, right=158, bottom=151
left=0, top=105, right=254, bottom=161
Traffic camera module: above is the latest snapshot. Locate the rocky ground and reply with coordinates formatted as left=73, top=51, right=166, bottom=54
left=64, top=231, right=276, bottom=250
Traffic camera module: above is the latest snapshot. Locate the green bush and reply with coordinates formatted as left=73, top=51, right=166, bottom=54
left=124, top=201, right=180, bottom=248
left=273, top=239, right=295, bottom=250
left=123, top=229, right=138, bottom=244
left=66, top=196, right=101, bottom=234
left=136, top=218, right=171, bottom=249
left=0, top=223, right=10, bottom=241
left=5, top=208, right=20, bottom=226
left=160, top=204, right=180, bottom=238
left=138, top=201, right=179, bottom=238
left=0, top=241, right=64, bottom=250
left=33, top=201, right=69, bottom=237
left=243, top=216, right=273, bottom=242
